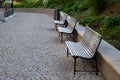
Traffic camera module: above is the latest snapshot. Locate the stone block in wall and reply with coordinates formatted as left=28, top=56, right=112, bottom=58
left=0, top=9, right=5, bottom=22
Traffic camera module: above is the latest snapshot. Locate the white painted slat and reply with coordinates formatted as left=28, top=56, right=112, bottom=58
left=54, top=20, right=64, bottom=24
left=58, top=27, right=72, bottom=33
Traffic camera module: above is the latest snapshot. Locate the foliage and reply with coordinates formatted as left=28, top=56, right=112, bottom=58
left=46, top=0, right=58, bottom=8
left=99, top=15, right=120, bottom=39
left=15, top=0, right=39, bottom=2
left=98, top=15, right=120, bottom=50
left=90, top=0, right=108, bottom=12
left=46, top=0, right=75, bottom=9
left=75, top=0, right=91, bottom=12
left=104, top=15, right=120, bottom=28
left=48, top=0, right=75, bottom=5
left=61, top=0, right=91, bottom=13
left=61, top=3, right=74, bottom=13
left=79, top=16, right=100, bottom=27
left=15, top=0, right=25, bottom=2
left=99, top=25, right=120, bottom=50
left=14, top=0, right=43, bottom=8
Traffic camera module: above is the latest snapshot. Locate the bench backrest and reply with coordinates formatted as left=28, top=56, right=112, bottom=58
left=67, top=17, right=77, bottom=33
left=81, top=27, right=102, bottom=58
left=60, top=12, right=68, bottom=27
left=60, top=12, right=67, bottom=21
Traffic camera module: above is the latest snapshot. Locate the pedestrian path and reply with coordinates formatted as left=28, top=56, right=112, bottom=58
left=0, top=12, right=104, bottom=80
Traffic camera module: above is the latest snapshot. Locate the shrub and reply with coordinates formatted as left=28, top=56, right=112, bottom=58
left=90, top=0, right=108, bottom=12
left=104, top=15, right=120, bottom=28
left=14, top=0, right=42, bottom=8
left=77, top=0, right=91, bottom=12
left=99, top=15, right=120, bottom=40
left=62, top=3, right=74, bottom=13
left=79, top=16, right=100, bottom=27
left=47, top=3, right=57, bottom=8
left=98, top=15, right=120, bottom=50
left=62, top=0, right=91, bottom=12
left=100, top=26, right=120, bottom=50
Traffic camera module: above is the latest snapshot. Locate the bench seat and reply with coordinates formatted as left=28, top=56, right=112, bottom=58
left=57, top=27, right=72, bottom=33
left=65, top=41, right=93, bottom=58
left=54, top=20, right=64, bottom=25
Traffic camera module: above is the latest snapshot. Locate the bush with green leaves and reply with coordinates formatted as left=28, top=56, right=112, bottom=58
left=14, top=0, right=43, bottom=8
left=61, top=3, right=74, bottom=12
left=104, top=15, right=120, bottom=28
left=99, top=15, right=120, bottom=39
left=15, top=2, right=42, bottom=8
left=47, top=0, right=74, bottom=6
left=79, top=16, right=100, bottom=27
left=90, top=0, right=108, bottom=12
left=77, top=0, right=91, bottom=11
left=99, top=25, right=120, bottom=50
left=62, top=0, right=91, bottom=13
left=98, top=15, right=120, bottom=50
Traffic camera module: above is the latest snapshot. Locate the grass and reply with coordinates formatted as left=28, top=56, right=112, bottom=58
left=13, top=1, right=42, bottom=8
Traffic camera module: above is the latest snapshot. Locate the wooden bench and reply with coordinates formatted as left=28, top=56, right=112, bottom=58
left=54, top=12, right=67, bottom=30
left=65, top=27, right=102, bottom=75
left=57, top=16, right=77, bottom=42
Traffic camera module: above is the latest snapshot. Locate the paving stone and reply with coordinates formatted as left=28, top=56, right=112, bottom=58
left=0, top=12, right=104, bottom=80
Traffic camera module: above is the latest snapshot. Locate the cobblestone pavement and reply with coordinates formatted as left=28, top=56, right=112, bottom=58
left=0, top=12, right=104, bottom=80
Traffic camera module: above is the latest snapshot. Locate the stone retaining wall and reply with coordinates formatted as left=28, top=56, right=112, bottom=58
left=75, top=25, right=120, bottom=80
left=14, top=8, right=54, bottom=16
left=0, top=9, right=5, bottom=21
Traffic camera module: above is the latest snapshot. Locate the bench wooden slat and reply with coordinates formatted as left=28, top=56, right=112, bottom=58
left=57, top=27, right=72, bottom=33
left=81, top=27, right=102, bottom=57
left=66, top=41, right=92, bottom=58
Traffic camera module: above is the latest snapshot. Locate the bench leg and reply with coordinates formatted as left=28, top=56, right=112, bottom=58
left=55, top=24, right=59, bottom=31
left=59, top=32, right=60, bottom=37
left=61, top=33, right=63, bottom=43
left=95, top=57, right=98, bottom=75
left=67, top=47, right=69, bottom=57
left=73, top=35, right=76, bottom=42
left=74, top=57, right=77, bottom=75
left=55, top=24, right=57, bottom=31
